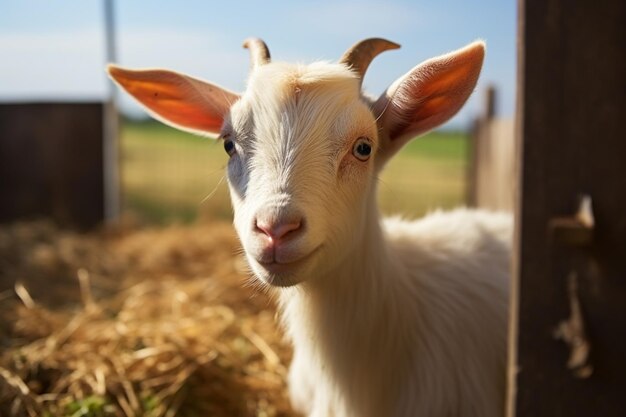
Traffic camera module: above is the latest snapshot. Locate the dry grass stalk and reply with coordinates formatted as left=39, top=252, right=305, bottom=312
left=0, top=221, right=298, bottom=417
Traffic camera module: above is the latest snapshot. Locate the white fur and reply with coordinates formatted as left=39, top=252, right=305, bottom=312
left=282, top=210, right=511, bottom=417
left=109, top=41, right=507, bottom=416
left=217, top=60, right=512, bottom=417
left=107, top=53, right=507, bottom=416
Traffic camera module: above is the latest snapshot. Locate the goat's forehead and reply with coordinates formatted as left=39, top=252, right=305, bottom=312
left=248, top=61, right=359, bottom=92
left=245, top=62, right=361, bottom=111
left=230, top=62, right=373, bottom=146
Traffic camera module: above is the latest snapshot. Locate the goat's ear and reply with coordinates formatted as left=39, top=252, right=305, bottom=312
left=107, top=65, right=239, bottom=136
left=373, top=41, right=484, bottom=163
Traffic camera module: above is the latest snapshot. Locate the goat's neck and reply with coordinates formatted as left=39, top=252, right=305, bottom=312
left=316, top=198, right=391, bottom=292
left=278, top=201, right=408, bottom=415
left=280, top=199, right=402, bottom=342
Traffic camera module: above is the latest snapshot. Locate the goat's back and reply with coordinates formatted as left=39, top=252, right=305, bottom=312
left=382, top=209, right=512, bottom=417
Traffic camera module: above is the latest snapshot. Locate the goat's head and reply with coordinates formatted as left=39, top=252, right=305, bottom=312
left=108, top=38, right=484, bottom=287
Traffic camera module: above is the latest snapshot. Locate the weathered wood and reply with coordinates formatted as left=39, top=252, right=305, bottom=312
left=484, top=84, right=497, bottom=120
left=510, top=0, right=626, bottom=415
left=473, top=117, right=515, bottom=211
left=467, top=87, right=515, bottom=212
left=0, top=103, right=105, bottom=229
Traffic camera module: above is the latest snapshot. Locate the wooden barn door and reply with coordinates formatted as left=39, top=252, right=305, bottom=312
left=509, top=0, right=626, bottom=415
left=0, top=103, right=107, bottom=230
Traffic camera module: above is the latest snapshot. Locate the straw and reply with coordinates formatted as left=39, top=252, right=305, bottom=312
left=0, top=220, right=296, bottom=417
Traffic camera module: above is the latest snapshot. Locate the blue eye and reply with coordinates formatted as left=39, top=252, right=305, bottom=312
left=352, top=137, right=372, bottom=161
left=224, top=139, right=236, bottom=156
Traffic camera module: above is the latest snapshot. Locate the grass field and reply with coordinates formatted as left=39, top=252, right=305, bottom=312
left=121, top=119, right=468, bottom=223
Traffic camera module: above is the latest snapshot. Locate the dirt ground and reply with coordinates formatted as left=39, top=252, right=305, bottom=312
left=0, top=220, right=297, bottom=417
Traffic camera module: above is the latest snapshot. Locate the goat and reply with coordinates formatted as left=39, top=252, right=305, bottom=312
left=108, top=38, right=511, bottom=417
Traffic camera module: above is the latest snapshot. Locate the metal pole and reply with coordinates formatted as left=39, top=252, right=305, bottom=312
left=103, top=0, right=120, bottom=222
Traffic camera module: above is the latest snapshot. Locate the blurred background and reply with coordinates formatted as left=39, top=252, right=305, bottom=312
left=0, top=1, right=517, bottom=416
left=3, top=2, right=624, bottom=416
left=0, top=0, right=516, bottom=225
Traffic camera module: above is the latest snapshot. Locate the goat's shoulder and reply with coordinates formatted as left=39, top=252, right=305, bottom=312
left=382, top=208, right=512, bottom=289
left=379, top=209, right=511, bottom=416
left=383, top=207, right=511, bottom=259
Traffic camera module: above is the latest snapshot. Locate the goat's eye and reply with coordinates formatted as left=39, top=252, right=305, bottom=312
left=352, top=137, right=372, bottom=161
left=223, top=138, right=236, bottom=156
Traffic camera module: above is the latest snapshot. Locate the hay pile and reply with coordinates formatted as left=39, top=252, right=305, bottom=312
left=0, top=221, right=297, bottom=417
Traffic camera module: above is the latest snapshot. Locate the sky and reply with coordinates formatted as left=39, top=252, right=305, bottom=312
left=0, top=0, right=516, bottom=129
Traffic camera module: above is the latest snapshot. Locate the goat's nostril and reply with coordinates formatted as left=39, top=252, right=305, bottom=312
left=275, top=220, right=302, bottom=239
left=255, top=218, right=303, bottom=241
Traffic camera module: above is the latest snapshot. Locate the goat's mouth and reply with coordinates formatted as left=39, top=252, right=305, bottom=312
left=252, top=246, right=321, bottom=286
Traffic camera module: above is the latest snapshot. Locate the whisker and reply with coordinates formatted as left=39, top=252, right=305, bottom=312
left=199, top=174, right=226, bottom=205
left=370, top=96, right=394, bottom=132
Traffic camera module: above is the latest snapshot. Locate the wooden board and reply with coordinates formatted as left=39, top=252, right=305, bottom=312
left=469, top=116, right=515, bottom=212
left=0, top=103, right=105, bottom=229
left=510, top=0, right=626, bottom=415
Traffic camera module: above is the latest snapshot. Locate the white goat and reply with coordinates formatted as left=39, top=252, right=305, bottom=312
left=108, top=38, right=512, bottom=417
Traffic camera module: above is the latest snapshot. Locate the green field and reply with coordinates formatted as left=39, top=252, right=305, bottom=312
left=121, top=119, right=468, bottom=223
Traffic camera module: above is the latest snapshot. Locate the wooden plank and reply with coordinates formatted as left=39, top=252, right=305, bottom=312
left=510, top=0, right=626, bottom=415
left=467, top=86, right=516, bottom=212
left=0, top=103, right=105, bottom=230
left=474, top=118, right=515, bottom=211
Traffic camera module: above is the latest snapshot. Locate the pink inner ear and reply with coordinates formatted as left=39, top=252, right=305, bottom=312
left=378, top=41, right=485, bottom=144
left=108, top=65, right=239, bottom=135
left=389, top=90, right=463, bottom=140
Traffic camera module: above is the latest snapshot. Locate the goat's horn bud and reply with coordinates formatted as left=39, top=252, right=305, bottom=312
left=243, top=37, right=271, bottom=68
left=340, top=38, right=400, bottom=85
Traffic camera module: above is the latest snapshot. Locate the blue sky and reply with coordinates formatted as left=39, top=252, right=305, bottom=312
left=0, top=0, right=516, bottom=129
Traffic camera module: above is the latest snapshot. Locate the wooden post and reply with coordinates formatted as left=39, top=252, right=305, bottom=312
left=103, top=0, right=120, bottom=222
left=484, top=84, right=497, bottom=120
left=509, top=0, right=626, bottom=415
left=466, top=118, right=480, bottom=207
left=467, top=85, right=515, bottom=212
left=467, top=86, right=497, bottom=207
left=0, top=103, right=106, bottom=229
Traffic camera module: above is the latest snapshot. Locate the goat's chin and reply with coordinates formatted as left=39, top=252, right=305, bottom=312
left=246, top=247, right=321, bottom=288
left=254, top=269, right=306, bottom=288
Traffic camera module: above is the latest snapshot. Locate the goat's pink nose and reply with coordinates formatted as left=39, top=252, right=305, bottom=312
left=255, top=218, right=302, bottom=241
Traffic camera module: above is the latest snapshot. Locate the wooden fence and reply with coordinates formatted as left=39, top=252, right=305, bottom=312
left=508, top=0, right=626, bottom=415
left=0, top=103, right=108, bottom=230
left=467, top=86, right=516, bottom=212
